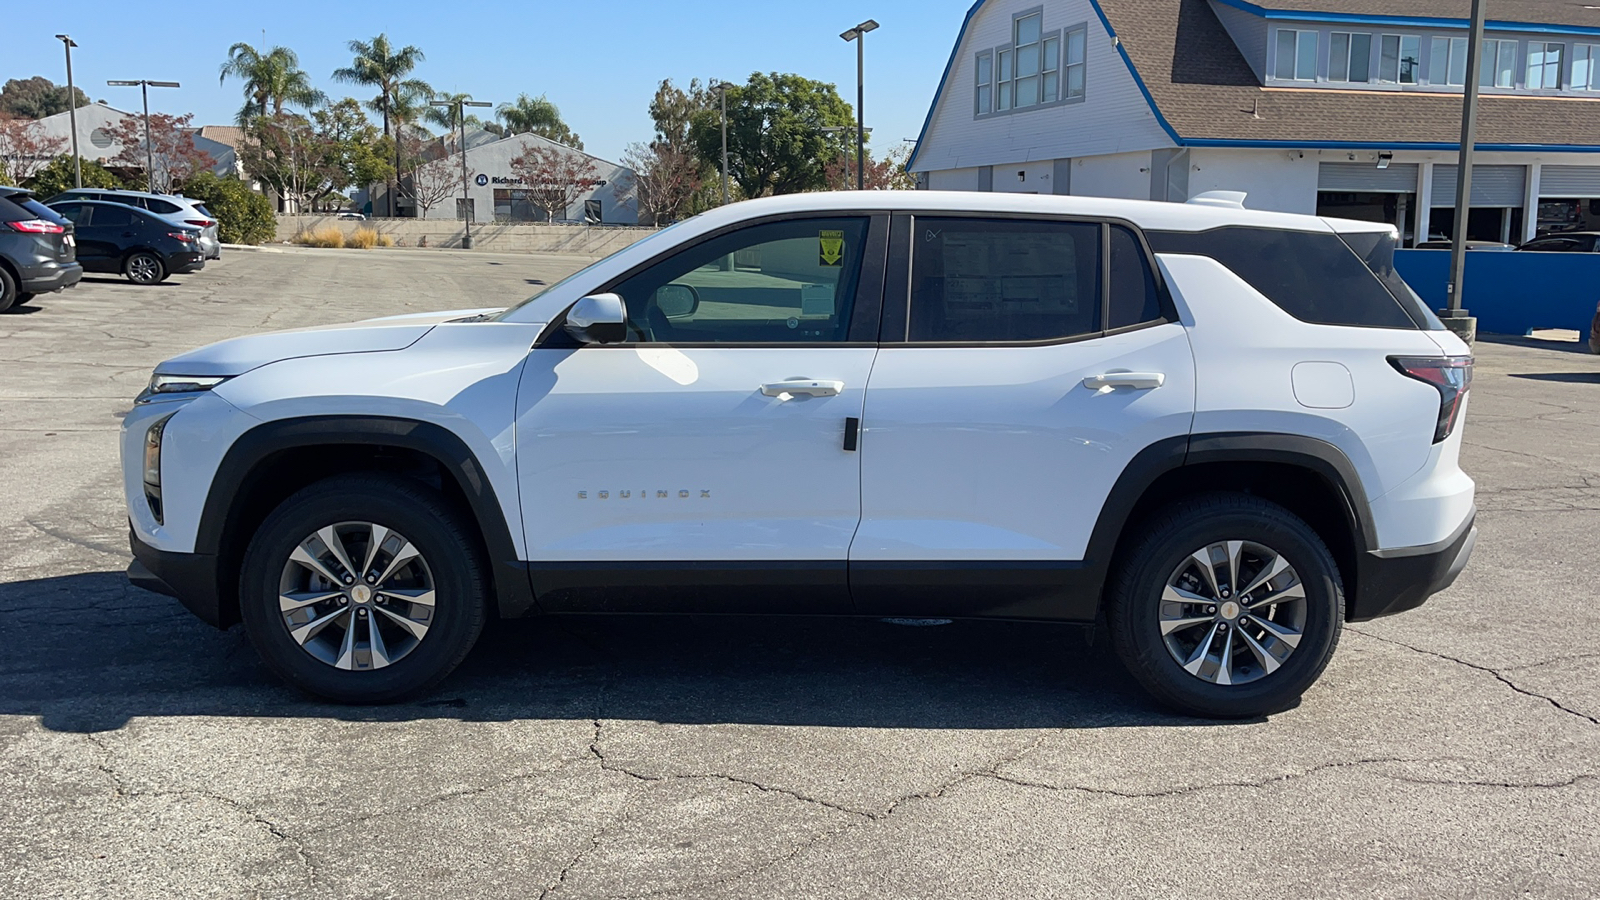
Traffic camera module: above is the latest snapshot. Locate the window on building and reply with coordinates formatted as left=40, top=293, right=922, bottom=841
left=1042, top=33, right=1061, bottom=103
left=997, top=47, right=1013, bottom=111
left=1015, top=13, right=1044, bottom=108
left=975, top=51, right=994, bottom=114
left=1330, top=32, right=1372, bottom=82
left=1064, top=25, right=1086, bottom=99
left=1576, top=44, right=1600, bottom=91
left=1429, top=36, right=1469, bottom=85
left=1379, top=34, right=1422, bottom=84
left=1275, top=29, right=1317, bottom=81
left=1480, top=39, right=1518, bottom=87
left=1527, top=42, right=1564, bottom=89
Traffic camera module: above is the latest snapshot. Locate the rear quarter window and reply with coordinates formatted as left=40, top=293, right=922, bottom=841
left=1146, top=226, right=1420, bottom=330
left=146, top=198, right=182, bottom=214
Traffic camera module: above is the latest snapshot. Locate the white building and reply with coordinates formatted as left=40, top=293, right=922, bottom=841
left=28, top=102, right=238, bottom=180
left=909, top=0, right=1600, bottom=245
left=406, top=130, right=638, bottom=225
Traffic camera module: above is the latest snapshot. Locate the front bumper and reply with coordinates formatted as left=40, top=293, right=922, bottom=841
left=21, top=261, right=83, bottom=293
left=1349, top=511, right=1477, bottom=621
left=129, top=526, right=231, bottom=629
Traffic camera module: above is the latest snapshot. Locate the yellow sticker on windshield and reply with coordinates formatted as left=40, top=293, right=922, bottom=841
left=819, top=230, right=844, bottom=267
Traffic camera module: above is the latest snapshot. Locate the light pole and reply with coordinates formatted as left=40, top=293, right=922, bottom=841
left=711, top=82, right=735, bottom=205
left=840, top=19, right=879, bottom=191
left=822, top=125, right=872, bottom=189
left=1444, top=0, right=1487, bottom=344
left=106, top=79, right=181, bottom=192
left=55, top=35, right=81, bottom=188
left=430, top=97, right=492, bottom=248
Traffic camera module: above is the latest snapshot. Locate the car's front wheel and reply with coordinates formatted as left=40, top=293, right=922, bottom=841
left=123, top=251, right=165, bottom=284
left=0, top=266, right=17, bottom=312
left=1107, top=494, right=1343, bottom=718
left=239, top=474, right=489, bottom=703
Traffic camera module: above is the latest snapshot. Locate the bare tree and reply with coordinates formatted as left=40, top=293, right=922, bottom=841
left=621, top=141, right=703, bottom=225
left=508, top=145, right=600, bottom=222
left=0, top=113, right=66, bottom=184
left=406, top=155, right=470, bottom=218
left=106, top=112, right=215, bottom=193
left=822, top=142, right=917, bottom=192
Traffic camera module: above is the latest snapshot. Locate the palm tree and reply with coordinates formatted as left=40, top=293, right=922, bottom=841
left=219, top=43, right=326, bottom=125
left=423, top=92, right=483, bottom=133
left=496, top=93, right=582, bottom=149
left=333, top=34, right=431, bottom=216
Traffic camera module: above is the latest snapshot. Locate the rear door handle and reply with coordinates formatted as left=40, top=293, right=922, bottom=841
left=1084, top=372, right=1165, bottom=391
left=761, top=379, right=844, bottom=398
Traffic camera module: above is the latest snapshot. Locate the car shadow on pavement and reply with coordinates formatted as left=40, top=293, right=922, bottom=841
left=0, top=571, right=1249, bottom=733
left=1477, top=334, right=1595, bottom=355
left=1508, top=372, right=1600, bottom=384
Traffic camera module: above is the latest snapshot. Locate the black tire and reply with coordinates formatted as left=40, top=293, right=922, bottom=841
left=239, top=474, right=490, bottom=703
left=16, top=292, right=35, bottom=304
left=1106, top=493, right=1344, bottom=719
left=123, top=251, right=165, bottom=284
left=0, top=267, right=16, bottom=313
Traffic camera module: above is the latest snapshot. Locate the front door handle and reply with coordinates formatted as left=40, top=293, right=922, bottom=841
left=1084, top=372, right=1166, bottom=391
left=761, top=379, right=844, bottom=398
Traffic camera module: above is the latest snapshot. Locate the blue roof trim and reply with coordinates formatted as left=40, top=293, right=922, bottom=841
left=905, top=0, right=986, bottom=171
left=1213, top=0, right=1600, bottom=37
left=1088, top=0, right=1184, bottom=145
left=1184, top=138, right=1600, bottom=153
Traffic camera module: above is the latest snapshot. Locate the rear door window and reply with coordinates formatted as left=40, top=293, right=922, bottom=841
left=1109, top=225, right=1164, bottom=330
left=92, top=205, right=136, bottom=228
left=1146, top=226, right=1421, bottom=329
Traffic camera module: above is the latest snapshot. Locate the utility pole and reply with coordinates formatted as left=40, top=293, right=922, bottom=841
left=1445, top=0, right=1487, bottom=344
left=106, top=79, right=181, bottom=192
left=55, top=35, right=81, bottom=188
left=430, top=97, right=492, bottom=248
left=712, top=82, right=734, bottom=205
left=841, top=20, right=880, bottom=191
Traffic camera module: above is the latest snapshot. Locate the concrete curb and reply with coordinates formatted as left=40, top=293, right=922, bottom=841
left=220, top=243, right=285, bottom=253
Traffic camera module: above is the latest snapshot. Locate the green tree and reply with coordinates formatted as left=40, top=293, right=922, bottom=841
left=313, top=99, right=392, bottom=189
left=0, top=76, right=89, bottom=119
left=689, top=73, right=854, bottom=198
left=333, top=34, right=431, bottom=216
left=180, top=171, right=276, bottom=245
left=22, top=156, right=124, bottom=199
left=219, top=43, right=326, bottom=125
left=495, top=94, right=581, bottom=149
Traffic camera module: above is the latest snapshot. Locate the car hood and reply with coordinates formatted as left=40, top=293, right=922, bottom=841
left=153, top=308, right=503, bottom=378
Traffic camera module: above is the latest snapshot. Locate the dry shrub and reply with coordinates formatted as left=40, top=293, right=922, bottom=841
left=376, top=233, right=395, bottom=247
left=347, top=226, right=379, bottom=249
left=292, top=226, right=344, bottom=248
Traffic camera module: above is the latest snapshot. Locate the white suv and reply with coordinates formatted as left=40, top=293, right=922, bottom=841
left=122, top=192, right=1476, bottom=717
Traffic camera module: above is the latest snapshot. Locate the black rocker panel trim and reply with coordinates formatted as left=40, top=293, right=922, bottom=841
left=528, top=560, right=852, bottom=615
left=197, top=416, right=536, bottom=621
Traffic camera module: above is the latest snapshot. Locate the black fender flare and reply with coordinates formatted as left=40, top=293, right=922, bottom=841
left=198, top=415, right=535, bottom=619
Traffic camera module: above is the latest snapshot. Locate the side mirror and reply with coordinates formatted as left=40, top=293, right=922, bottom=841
left=656, top=283, right=700, bottom=319
left=564, top=293, right=628, bottom=345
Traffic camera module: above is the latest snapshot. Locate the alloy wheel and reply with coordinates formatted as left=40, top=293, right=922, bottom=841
left=1158, top=540, right=1307, bottom=686
left=128, top=254, right=160, bottom=284
left=277, top=522, right=436, bottom=671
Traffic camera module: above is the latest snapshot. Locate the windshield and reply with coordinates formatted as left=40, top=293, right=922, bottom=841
left=1337, top=229, right=1443, bottom=330
left=492, top=217, right=697, bottom=321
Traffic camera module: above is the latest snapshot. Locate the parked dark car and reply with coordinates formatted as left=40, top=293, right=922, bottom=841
left=1415, top=240, right=1516, bottom=251
left=46, top=199, right=204, bottom=285
left=0, top=186, right=81, bottom=312
left=1517, top=233, right=1600, bottom=253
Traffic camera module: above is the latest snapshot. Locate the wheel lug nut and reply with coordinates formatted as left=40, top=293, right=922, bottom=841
left=343, top=576, right=354, bottom=585
left=366, top=575, right=376, bottom=584
left=1207, top=606, right=1217, bottom=614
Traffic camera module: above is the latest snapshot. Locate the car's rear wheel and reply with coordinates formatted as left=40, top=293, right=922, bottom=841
left=0, top=267, right=17, bottom=312
left=1107, top=493, right=1343, bottom=718
left=123, top=251, right=165, bottom=285
left=239, top=474, right=489, bottom=703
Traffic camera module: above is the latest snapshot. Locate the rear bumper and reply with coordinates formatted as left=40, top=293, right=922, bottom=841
left=169, top=253, right=205, bottom=275
left=21, top=261, right=83, bottom=293
left=1349, top=510, right=1477, bottom=621
left=128, top=526, right=231, bottom=629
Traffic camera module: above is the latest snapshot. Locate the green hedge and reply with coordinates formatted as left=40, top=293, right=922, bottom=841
left=180, top=172, right=276, bottom=245
left=22, top=156, right=125, bottom=199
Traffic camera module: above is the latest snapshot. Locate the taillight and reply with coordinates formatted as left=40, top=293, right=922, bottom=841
left=1391, top=356, right=1473, bottom=443
left=8, top=219, right=66, bottom=234
left=168, top=231, right=197, bottom=242
left=184, top=219, right=214, bottom=228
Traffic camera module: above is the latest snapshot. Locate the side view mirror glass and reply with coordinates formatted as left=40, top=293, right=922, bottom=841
left=656, top=283, right=700, bottom=319
left=564, top=294, right=628, bottom=345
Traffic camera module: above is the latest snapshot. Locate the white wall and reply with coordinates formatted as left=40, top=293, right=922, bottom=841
left=928, top=167, right=984, bottom=191
left=416, top=133, right=638, bottom=225
left=1187, top=149, right=1321, bottom=214
left=991, top=159, right=1057, bottom=193
left=911, top=0, right=1174, bottom=174
left=1069, top=151, right=1154, bottom=199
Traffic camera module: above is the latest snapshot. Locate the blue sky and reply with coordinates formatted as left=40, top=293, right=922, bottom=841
left=6, top=0, right=975, bottom=164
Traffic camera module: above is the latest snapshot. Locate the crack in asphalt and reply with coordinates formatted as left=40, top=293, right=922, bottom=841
left=1350, top=628, right=1600, bottom=727
left=980, top=755, right=1436, bottom=799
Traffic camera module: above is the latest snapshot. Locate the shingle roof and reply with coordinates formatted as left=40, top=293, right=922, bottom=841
left=1101, top=0, right=1600, bottom=146
left=1246, top=0, right=1600, bottom=27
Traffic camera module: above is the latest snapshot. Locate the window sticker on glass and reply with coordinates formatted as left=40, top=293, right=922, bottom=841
left=819, top=229, right=845, bottom=267
left=800, top=283, right=835, bottom=317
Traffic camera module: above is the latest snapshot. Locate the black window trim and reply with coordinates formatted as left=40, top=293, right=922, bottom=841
left=884, top=211, right=1179, bottom=348
left=534, top=210, right=891, bottom=350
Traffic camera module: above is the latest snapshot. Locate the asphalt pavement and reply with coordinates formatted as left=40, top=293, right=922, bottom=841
left=2, top=247, right=1598, bottom=899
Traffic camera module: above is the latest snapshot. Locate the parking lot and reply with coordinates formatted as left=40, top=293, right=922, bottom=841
left=2, top=247, right=1598, bottom=899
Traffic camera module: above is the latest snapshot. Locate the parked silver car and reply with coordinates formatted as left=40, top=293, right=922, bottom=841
left=44, top=189, right=221, bottom=260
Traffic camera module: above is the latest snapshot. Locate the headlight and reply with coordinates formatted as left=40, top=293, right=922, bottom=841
left=144, top=414, right=174, bottom=524
left=146, top=373, right=230, bottom=395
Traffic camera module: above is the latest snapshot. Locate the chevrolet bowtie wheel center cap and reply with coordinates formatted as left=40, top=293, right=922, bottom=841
left=1219, top=601, right=1241, bottom=620
left=350, top=584, right=372, bottom=605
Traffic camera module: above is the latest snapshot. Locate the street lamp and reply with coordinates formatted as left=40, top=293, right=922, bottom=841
left=840, top=19, right=879, bottom=191
left=1444, top=0, right=1487, bottom=344
left=106, top=79, right=181, bottom=192
left=430, top=97, right=493, bottom=249
left=711, top=82, right=735, bottom=205
left=54, top=35, right=81, bottom=188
